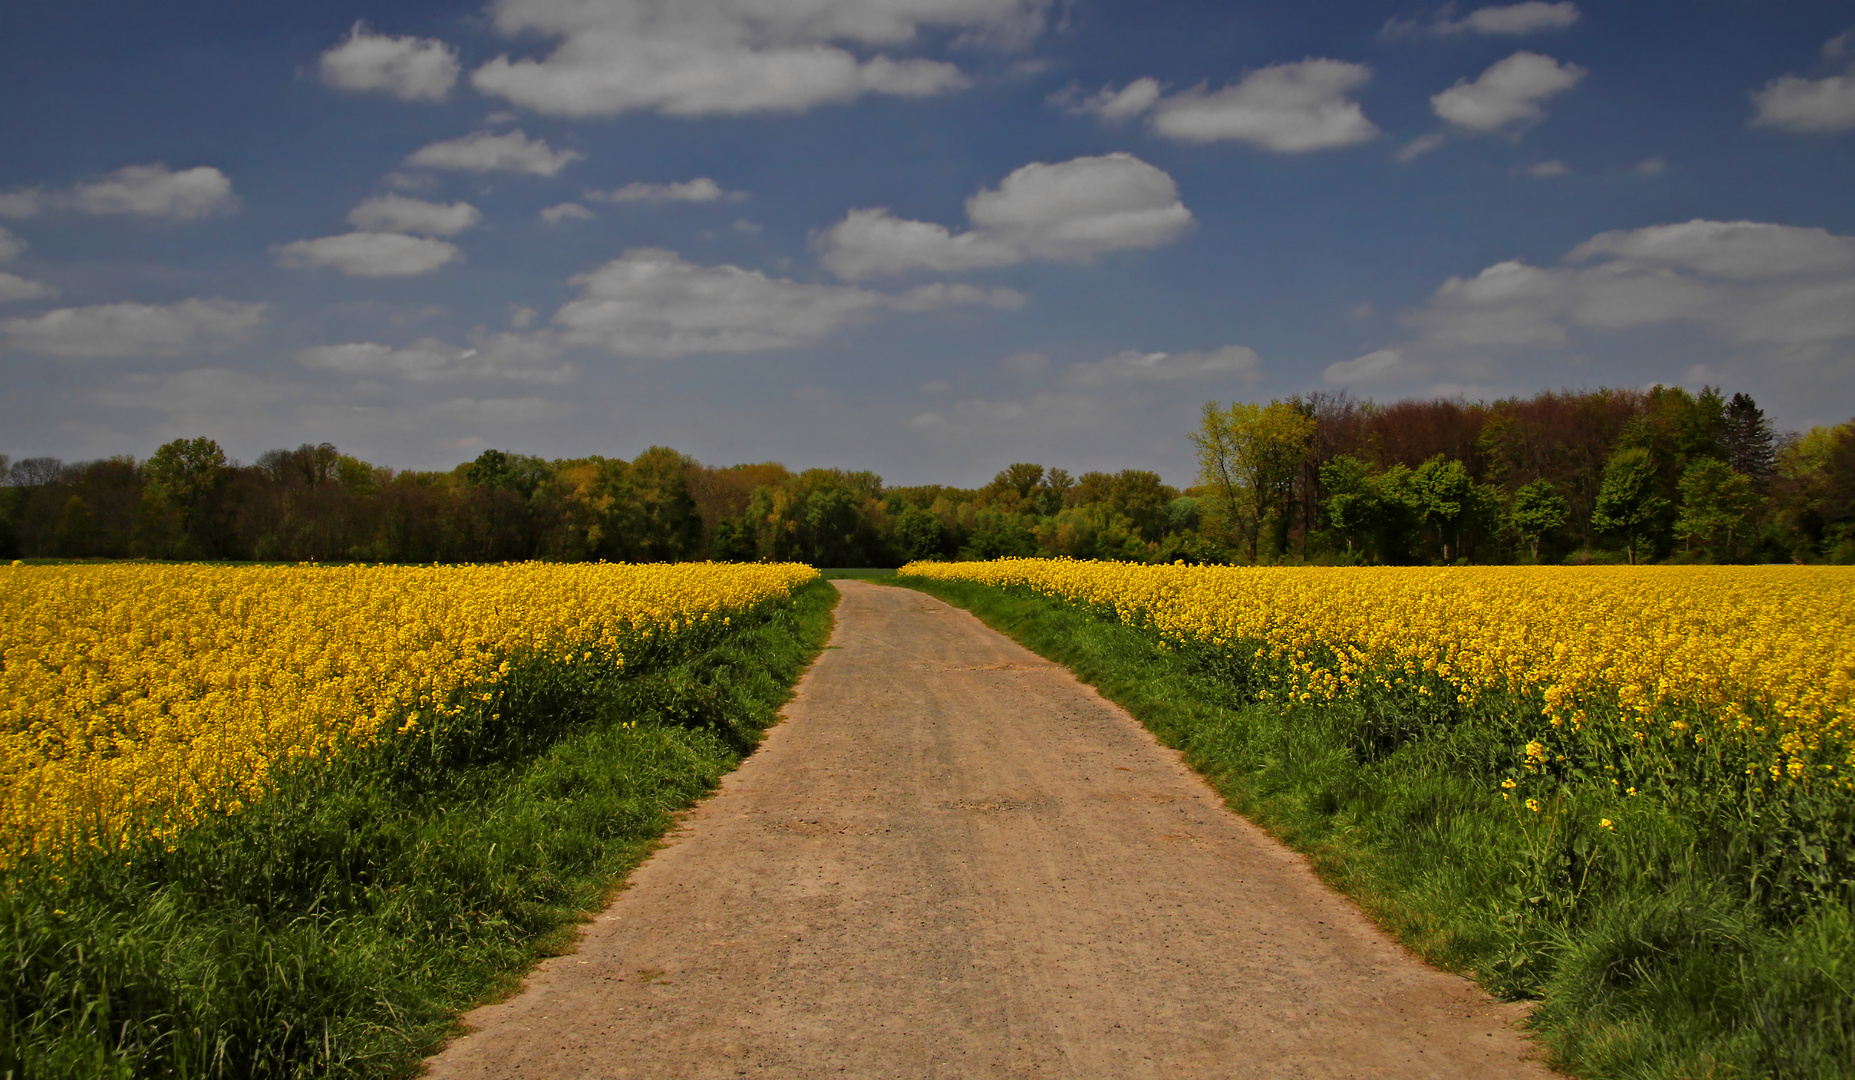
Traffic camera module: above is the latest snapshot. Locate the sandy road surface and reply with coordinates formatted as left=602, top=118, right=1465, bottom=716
left=422, top=580, right=1555, bottom=1079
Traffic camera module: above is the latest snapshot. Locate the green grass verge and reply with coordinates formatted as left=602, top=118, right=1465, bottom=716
left=895, top=575, right=1854, bottom=1080
left=1, top=578, right=838, bottom=1080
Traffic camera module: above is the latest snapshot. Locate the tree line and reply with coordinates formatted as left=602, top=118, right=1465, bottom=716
left=3, top=385, right=1851, bottom=566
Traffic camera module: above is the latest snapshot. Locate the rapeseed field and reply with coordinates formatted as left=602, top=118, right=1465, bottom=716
left=0, top=561, right=816, bottom=862
left=901, top=559, right=1855, bottom=794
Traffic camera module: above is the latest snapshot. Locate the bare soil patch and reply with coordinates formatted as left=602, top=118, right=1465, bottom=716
left=421, top=580, right=1556, bottom=1079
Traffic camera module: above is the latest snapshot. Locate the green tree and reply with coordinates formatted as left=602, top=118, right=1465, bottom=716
left=1408, top=455, right=1473, bottom=561
left=1193, top=399, right=1316, bottom=561
left=892, top=504, right=950, bottom=561
left=1674, top=458, right=1759, bottom=557
left=143, top=436, right=228, bottom=554
left=1509, top=479, right=1569, bottom=562
left=1592, top=447, right=1669, bottom=564
left=1319, top=455, right=1380, bottom=555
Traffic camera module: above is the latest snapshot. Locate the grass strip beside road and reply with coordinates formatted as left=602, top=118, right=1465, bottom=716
left=1, top=578, right=837, bottom=1080
left=895, top=574, right=1854, bottom=1080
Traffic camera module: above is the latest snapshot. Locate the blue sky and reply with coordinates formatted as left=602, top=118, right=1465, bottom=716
left=2, top=0, right=1852, bottom=485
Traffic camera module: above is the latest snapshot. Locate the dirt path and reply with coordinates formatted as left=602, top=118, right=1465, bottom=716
left=422, top=580, right=1555, bottom=1079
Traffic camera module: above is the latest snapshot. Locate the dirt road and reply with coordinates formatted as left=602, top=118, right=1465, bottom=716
left=422, top=580, right=1555, bottom=1079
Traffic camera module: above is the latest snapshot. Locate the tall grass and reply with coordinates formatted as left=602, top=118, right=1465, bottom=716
left=897, top=575, right=1854, bottom=1080
left=0, top=578, right=837, bottom=1080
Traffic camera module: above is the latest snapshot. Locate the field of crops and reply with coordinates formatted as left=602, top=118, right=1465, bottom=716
left=901, top=559, right=1855, bottom=796
left=898, top=558, right=1855, bottom=1076
left=0, top=561, right=817, bottom=862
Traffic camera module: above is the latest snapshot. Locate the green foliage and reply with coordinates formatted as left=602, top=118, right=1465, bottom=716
left=1593, top=447, right=1670, bottom=564
left=0, top=580, right=837, bottom=1079
left=1509, top=480, right=1569, bottom=562
left=1675, top=458, right=1759, bottom=558
left=900, top=576, right=1855, bottom=1080
left=1193, top=398, right=1317, bottom=560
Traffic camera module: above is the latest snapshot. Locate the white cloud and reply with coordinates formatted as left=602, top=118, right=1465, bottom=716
left=1751, top=72, right=1855, bottom=133
left=552, top=247, right=1019, bottom=358
left=1565, top=219, right=1855, bottom=281
left=1066, top=345, right=1262, bottom=387
left=586, top=178, right=743, bottom=203
left=467, top=0, right=1045, bottom=117
left=0, top=227, right=56, bottom=300
left=319, top=23, right=460, bottom=101
left=0, top=274, right=57, bottom=303
left=347, top=195, right=481, bottom=236
left=1459, top=2, right=1581, bottom=35
left=0, top=190, right=44, bottom=219
left=1149, top=60, right=1379, bottom=151
left=0, top=298, right=265, bottom=358
left=1633, top=156, right=1666, bottom=175
left=297, top=331, right=571, bottom=383
left=1050, top=78, right=1163, bottom=121
left=1396, top=132, right=1447, bottom=161
left=1388, top=3, right=1580, bottom=38
left=539, top=202, right=595, bottom=223
left=819, top=153, right=1192, bottom=280
left=1322, top=348, right=1412, bottom=385
left=1432, top=51, right=1585, bottom=132
left=69, top=164, right=237, bottom=219
left=886, top=281, right=1026, bottom=312
left=275, top=233, right=462, bottom=277
left=1523, top=159, right=1569, bottom=176
left=0, top=166, right=236, bottom=220
left=1330, top=219, right=1855, bottom=389
left=405, top=130, right=583, bottom=176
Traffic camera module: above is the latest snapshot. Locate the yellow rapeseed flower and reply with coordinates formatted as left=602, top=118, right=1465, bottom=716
left=0, top=561, right=816, bottom=861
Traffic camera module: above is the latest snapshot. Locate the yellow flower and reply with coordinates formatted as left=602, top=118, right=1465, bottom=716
left=1, top=560, right=817, bottom=861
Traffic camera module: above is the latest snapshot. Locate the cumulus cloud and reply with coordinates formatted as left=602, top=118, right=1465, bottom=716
left=0, top=227, right=55, bottom=301
left=539, top=202, right=595, bottom=223
left=0, top=190, right=44, bottom=219
left=1389, top=3, right=1581, bottom=38
left=0, top=274, right=57, bottom=303
left=0, top=166, right=236, bottom=220
left=552, top=248, right=1021, bottom=358
left=1050, top=77, right=1163, bottom=121
left=1395, top=132, right=1448, bottom=161
left=319, top=23, right=460, bottom=101
left=1432, top=51, right=1585, bottom=132
left=275, top=233, right=462, bottom=277
left=1149, top=60, right=1379, bottom=150
left=468, top=0, right=1048, bottom=116
left=819, top=153, right=1192, bottom=280
left=347, top=195, right=481, bottom=236
left=1326, top=219, right=1855, bottom=387
left=297, top=330, right=571, bottom=383
left=586, top=178, right=744, bottom=203
left=0, top=298, right=265, bottom=358
left=1066, top=346, right=1263, bottom=387
left=406, top=130, right=583, bottom=176
left=63, top=164, right=236, bottom=219
left=1751, top=68, right=1855, bottom=133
